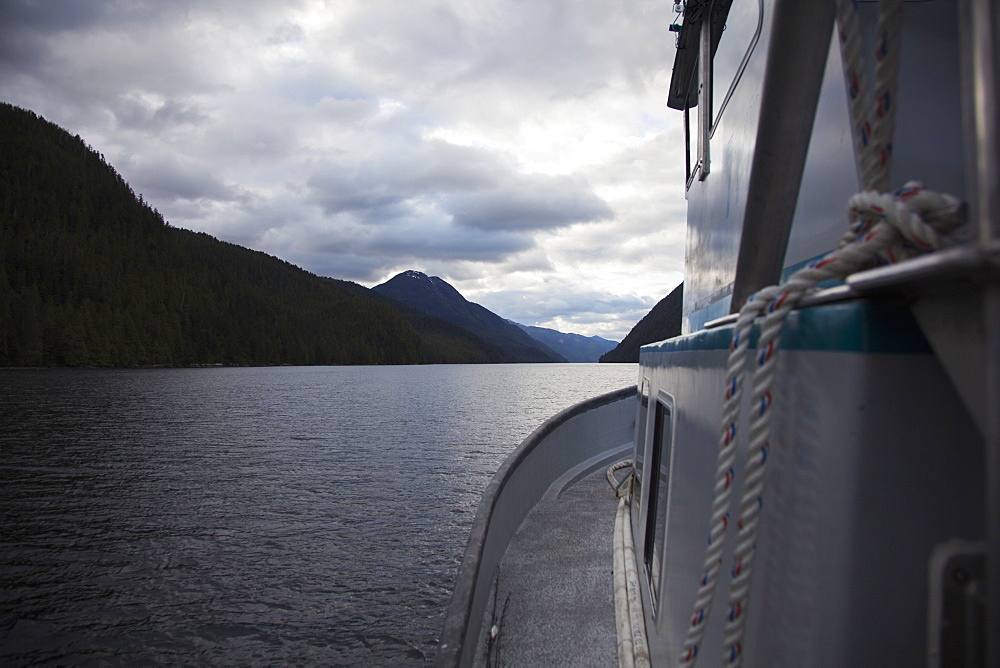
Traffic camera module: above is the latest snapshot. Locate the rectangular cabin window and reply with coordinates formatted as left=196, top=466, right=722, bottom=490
left=643, top=395, right=674, bottom=609
left=631, top=378, right=651, bottom=530
left=670, top=0, right=763, bottom=188
left=711, top=0, right=764, bottom=128
left=697, top=11, right=713, bottom=181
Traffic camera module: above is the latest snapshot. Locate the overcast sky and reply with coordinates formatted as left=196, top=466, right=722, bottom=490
left=1, top=0, right=687, bottom=340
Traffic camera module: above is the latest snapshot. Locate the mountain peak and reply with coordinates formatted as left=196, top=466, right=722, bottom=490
left=402, top=269, right=430, bottom=280
left=400, top=270, right=452, bottom=290
left=382, top=269, right=465, bottom=305
left=373, top=272, right=564, bottom=363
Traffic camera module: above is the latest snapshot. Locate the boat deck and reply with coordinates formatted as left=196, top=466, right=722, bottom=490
left=478, top=466, right=619, bottom=665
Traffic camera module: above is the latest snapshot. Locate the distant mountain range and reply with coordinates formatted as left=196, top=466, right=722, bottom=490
left=513, top=322, right=616, bottom=363
left=0, top=102, right=669, bottom=367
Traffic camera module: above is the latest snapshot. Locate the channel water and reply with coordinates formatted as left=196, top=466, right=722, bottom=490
left=1, top=364, right=636, bottom=664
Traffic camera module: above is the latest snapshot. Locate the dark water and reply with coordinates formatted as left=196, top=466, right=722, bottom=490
left=0, top=364, right=636, bottom=665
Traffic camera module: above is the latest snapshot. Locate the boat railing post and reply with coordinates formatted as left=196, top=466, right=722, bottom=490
left=959, top=0, right=1000, bottom=666
left=958, top=0, right=1000, bottom=663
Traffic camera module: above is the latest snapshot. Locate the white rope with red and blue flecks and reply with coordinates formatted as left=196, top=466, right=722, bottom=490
left=677, top=0, right=963, bottom=665
left=836, top=0, right=901, bottom=194
left=715, top=183, right=961, bottom=668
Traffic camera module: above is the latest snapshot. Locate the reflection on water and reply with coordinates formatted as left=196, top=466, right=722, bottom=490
left=0, top=364, right=636, bottom=665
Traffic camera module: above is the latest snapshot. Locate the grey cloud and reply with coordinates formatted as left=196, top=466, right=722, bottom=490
left=481, top=288, right=653, bottom=325
left=0, top=0, right=292, bottom=33
left=0, top=0, right=190, bottom=73
left=289, top=251, right=389, bottom=284
left=206, top=114, right=301, bottom=163
left=276, top=215, right=534, bottom=283
left=268, top=23, right=305, bottom=45
left=496, top=248, right=554, bottom=274
left=0, top=0, right=295, bottom=107
left=0, top=24, right=50, bottom=74
left=150, top=99, right=206, bottom=127
left=308, top=140, right=610, bottom=233
left=458, top=3, right=610, bottom=95
left=305, top=140, right=498, bottom=219
left=307, top=167, right=409, bottom=220
left=1, top=0, right=682, bottom=337
left=114, top=97, right=207, bottom=131
left=419, top=2, right=667, bottom=99
left=316, top=97, right=379, bottom=123
left=0, top=0, right=119, bottom=33
left=367, top=225, right=532, bottom=262
left=448, top=175, right=612, bottom=231
left=126, top=155, right=240, bottom=204
left=308, top=213, right=533, bottom=263
left=475, top=286, right=657, bottom=339
left=317, top=0, right=674, bottom=114
left=332, top=3, right=472, bottom=85
left=405, top=140, right=498, bottom=192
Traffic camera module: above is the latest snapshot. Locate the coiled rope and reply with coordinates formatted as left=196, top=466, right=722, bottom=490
left=607, top=458, right=635, bottom=497
left=678, top=1, right=965, bottom=665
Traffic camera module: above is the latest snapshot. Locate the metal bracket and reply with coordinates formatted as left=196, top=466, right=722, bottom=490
left=928, top=540, right=986, bottom=667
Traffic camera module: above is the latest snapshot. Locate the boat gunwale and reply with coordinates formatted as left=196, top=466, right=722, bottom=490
left=437, top=385, right=638, bottom=667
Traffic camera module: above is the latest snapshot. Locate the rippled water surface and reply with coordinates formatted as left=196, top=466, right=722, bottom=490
left=0, top=364, right=636, bottom=665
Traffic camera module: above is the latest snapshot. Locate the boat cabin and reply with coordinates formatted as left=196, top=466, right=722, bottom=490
left=630, top=0, right=995, bottom=664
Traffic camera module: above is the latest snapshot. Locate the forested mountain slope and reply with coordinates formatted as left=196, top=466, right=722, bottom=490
left=325, top=277, right=508, bottom=364
left=599, top=283, right=683, bottom=363
left=0, top=103, right=430, bottom=366
left=373, top=270, right=565, bottom=363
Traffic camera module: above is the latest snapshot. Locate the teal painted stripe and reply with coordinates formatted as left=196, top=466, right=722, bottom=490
left=686, top=254, right=842, bottom=336
left=685, top=297, right=733, bottom=334
left=642, top=300, right=932, bottom=356
left=778, top=252, right=844, bottom=287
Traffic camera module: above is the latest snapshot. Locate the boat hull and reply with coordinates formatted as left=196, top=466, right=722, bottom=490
left=634, top=299, right=985, bottom=665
